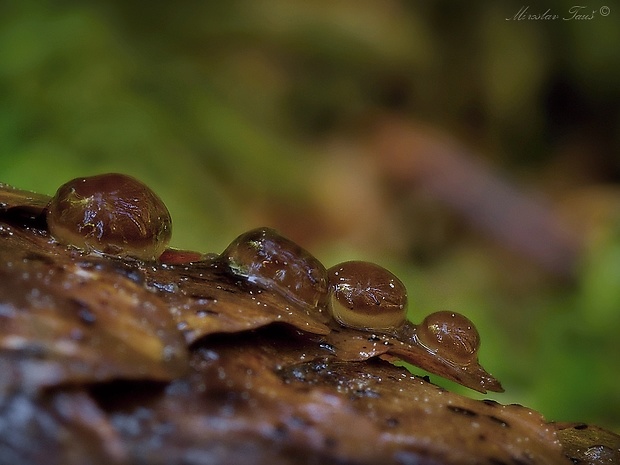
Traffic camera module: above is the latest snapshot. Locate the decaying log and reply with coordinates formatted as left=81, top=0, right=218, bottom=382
left=0, top=182, right=618, bottom=465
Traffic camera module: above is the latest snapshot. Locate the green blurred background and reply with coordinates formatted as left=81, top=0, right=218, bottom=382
left=1, top=0, right=619, bottom=431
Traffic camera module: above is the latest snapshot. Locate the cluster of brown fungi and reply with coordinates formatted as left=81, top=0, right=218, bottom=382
left=0, top=173, right=618, bottom=465
left=44, top=173, right=498, bottom=393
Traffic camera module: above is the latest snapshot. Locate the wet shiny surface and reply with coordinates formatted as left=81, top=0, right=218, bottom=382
left=221, top=227, right=329, bottom=311
left=1, top=180, right=617, bottom=465
left=327, top=261, right=408, bottom=331
left=416, top=311, right=481, bottom=365
left=0, top=223, right=188, bottom=392
left=46, top=174, right=172, bottom=260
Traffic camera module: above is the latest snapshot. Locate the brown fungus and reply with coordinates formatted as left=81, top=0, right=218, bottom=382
left=415, top=311, right=481, bottom=365
left=327, top=261, right=407, bottom=331
left=220, top=227, right=329, bottom=312
left=46, top=173, right=172, bottom=260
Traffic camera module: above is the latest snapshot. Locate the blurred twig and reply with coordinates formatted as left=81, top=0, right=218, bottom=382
left=372, top=116, right=583, bottom=279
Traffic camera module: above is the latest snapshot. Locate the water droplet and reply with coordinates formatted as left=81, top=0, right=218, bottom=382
left=149, top=281, right=179, bottom=293
left=196, top=309, right=216, bottom=318
left=78, top=307, right=97, bottom=325
left=162, top=345, right=178, bottom=362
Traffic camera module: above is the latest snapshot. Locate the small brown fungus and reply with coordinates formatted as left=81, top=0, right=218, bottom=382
left=416, top=311, right=481, bottom=365
left=220, top=227, right=328, bottom=310
left=327, top=261, right=408, bottom=331
left=46, top=173, right=172, bottom=260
